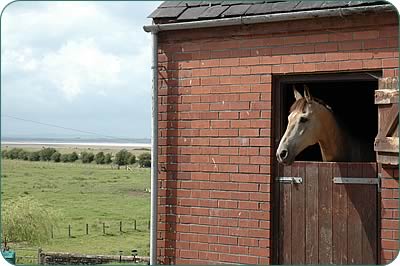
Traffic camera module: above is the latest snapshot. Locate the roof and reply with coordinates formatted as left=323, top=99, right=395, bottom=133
left=148, top=1, right=389, bottom=23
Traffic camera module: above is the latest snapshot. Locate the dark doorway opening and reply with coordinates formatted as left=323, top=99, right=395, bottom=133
left=273, top=72, right=380, bottom=162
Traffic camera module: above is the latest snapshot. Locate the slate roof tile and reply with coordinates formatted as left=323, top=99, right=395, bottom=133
left=148, top=6, right=186, bottom=18
left=177, top=6, right=209, bottom=20
left=222, top=4, right=252, bottom=17
left=149, top=1, right=390, bottom=22
left=200, top=5, right=229, bottom=18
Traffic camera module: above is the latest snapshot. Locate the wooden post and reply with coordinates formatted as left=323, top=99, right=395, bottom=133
left=103, top=223, right=106, bottom=235
left=120, top=221, right=122, bottom=232
left=51, top=226, right=53, bottom=239
left=86, top=224, right=89, bottom=235
left=37, top=248, right=42, bottom=265
left=68, top=225, right=71, bottom=238
left=133, top=219, right=137, bottom=231
left=374, top=78, right=399, bottom=165
left=131, top=249, right=137, bottom=262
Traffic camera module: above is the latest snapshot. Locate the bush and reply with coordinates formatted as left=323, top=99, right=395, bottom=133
left=138, top=152, right=151, bottom=168
left=114, top=149, right=131, bottom=166
left=17, top=149, right=29, bottom=160
left=51, top=152, right=61, bottom=162
left=68, top=152, right=78, bottom=162
left=39, top=148, right=57, bottom=161
left=127, top=154, right=136, bottom=165
left=81, top=151, right=94, bottom=164
left=104, top=153, right=112, bottom=164
left=60, top=154, right=69, bottom=163
left=28, top=151, right=40, bottom=161
left=2, top=196, right=61, bottom=245
left=7, top=148, right=23, bottom=160
left=1, top=149, right=8, bottom=159
left=95, top=152, right=105, bottom=164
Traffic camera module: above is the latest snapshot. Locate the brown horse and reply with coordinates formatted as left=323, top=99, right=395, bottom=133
left=276, top=86, right=374, bottom=165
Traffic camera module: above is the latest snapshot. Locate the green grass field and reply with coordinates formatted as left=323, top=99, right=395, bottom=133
left=1, top=158, right=151, bottom=263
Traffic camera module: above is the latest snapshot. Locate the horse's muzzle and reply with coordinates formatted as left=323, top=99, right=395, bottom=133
left=276, top=148, right=294, bottom=165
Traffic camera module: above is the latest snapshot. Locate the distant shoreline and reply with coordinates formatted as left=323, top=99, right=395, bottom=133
left=1, top=141, right=151, bottom=149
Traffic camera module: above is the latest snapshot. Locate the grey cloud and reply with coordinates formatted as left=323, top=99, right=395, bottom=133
left=1, top=1, right=160, bottom=139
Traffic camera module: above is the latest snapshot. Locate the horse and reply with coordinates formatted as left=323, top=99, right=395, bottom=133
left=276, top=86, right=374, bottom=165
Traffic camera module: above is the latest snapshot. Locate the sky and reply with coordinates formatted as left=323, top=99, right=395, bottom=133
left=1, top=1, right=162, bottom=139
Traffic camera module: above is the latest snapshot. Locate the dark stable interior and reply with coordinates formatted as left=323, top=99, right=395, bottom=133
left=280, top=80, right=378, bottom=162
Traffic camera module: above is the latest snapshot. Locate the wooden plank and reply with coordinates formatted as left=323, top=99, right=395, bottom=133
left=277, top=164, right=284, bottom=264
left=378, top=77, right=398, bottom=91
left=374, top=137, right=399, bottom=153
left=376, top=153, right=399, bottom=165
left=272, top=164, right=281, bottom=264
left=361, top=163, right=378, bottom=264
left=332, top=163, right=348, bottom=264
left=318, top=162, right=333, bottom=264
left=379, top=104, right=399, bottom=138
left=347, top=163, right=363, bottom=264
left=280, top=165, right=292, bottom=264
left=291, top=162, right=305, bottom=264
left=305, top=162, right=318, bottom=264
left=375, top=89, right=399, bottom=104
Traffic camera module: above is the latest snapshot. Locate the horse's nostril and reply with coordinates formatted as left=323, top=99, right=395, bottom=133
left=280, top=150, right=288, bottom=159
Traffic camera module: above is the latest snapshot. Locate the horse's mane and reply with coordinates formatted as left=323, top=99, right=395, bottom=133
left=289, top=97, right=332, bottom=113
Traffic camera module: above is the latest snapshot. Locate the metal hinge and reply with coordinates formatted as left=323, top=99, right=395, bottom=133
left=276, top=176, right=303, bottom=184
left=378, top=173, right=382, bottom=192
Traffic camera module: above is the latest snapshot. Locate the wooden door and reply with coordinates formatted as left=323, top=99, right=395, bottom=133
left=275, top=162, right=378, bottom=264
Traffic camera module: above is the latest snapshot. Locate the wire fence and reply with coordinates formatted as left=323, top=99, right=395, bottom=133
left=51, top=219, right=151, bottom=239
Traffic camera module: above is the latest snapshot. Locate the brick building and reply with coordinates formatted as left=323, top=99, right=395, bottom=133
left=144, top=1, right=399, bottom=264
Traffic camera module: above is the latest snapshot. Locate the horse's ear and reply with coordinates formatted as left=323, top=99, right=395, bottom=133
left=304, top=85, right=312, bottom=102
left=293, top=86, right=303, bottom=101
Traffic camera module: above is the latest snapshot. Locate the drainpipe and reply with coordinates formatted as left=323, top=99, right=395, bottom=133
left=144, top=4, right=393, bottom=32
left=150, top=31, right=158, bottom=266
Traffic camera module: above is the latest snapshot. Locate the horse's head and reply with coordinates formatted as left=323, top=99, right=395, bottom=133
left=276, top=86, right=329, bottom=165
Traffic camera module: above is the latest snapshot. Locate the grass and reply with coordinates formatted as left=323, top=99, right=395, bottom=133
left=1, top=158, right=151, bottom=263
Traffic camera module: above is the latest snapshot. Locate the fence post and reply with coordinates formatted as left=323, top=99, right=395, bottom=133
left=68, top=225, right=71, bottom=238
left=120, top=221, right=122, bottom=232
left=133, top=219, right=136, bottom=231
left=86, top=224, right=89, bottom=235
left=51, top=226, right=53, bottom=239
left=37, top=248, right=42, bottom=265
left=103, top=223, right=106, bottom=235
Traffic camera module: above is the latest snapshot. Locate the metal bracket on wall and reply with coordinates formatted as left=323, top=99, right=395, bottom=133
left=333, top=177, right=379, bottom=186
left=276, top=176, right=303, bottom=184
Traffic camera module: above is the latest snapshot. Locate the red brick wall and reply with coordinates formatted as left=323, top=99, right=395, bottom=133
left=380, top=165, right=399, bottom=263
left=156, top=12, right=398, bottom=264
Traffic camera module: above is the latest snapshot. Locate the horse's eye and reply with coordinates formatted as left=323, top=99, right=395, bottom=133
left=299, top=117, right=308, bottom=123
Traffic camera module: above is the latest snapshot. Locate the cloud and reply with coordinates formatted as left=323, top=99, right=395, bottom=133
left=1, top=1, right=161, bottom=138
left=2, top=2, right=157, bottom=100
left=41, top=39, right=122, bottom=99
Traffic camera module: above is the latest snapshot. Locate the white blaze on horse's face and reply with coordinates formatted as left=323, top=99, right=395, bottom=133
left=276, top=88, right=320, bottom=165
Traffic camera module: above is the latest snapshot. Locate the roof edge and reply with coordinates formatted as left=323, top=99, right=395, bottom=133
left=143, top=4, right=394, bottom=33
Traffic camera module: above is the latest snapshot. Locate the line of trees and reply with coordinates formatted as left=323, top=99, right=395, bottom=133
left=1, top=148, right=151, bottom=168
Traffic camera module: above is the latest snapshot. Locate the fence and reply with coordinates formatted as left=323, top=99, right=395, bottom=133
left=51, top=220, right=150, bottom=239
